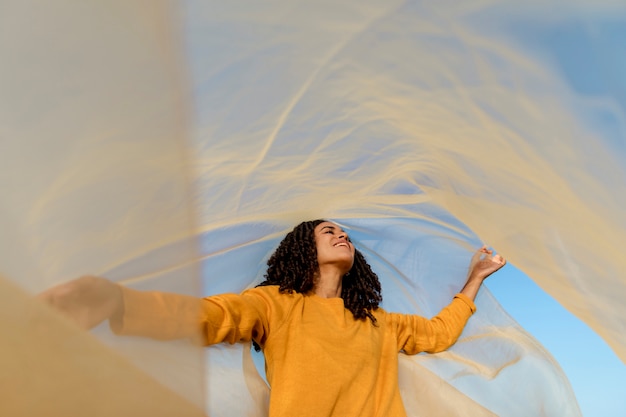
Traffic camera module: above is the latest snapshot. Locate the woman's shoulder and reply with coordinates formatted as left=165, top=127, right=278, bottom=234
left=371, top=306, right=393, bottom=323
left=241, top=284, right=303, bottom=305
left=240, top=285, right=303, bottom=324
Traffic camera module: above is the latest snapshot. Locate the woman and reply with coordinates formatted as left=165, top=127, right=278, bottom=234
left=40, top=219, right=506, bottom=417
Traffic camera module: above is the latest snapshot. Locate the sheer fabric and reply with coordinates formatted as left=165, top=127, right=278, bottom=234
left=0, top=0, right=205, bottom=413
left=3, top=0, right=625, bottom=415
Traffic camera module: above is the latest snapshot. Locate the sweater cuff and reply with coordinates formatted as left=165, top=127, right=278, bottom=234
left=453, top=293, right=477, bottom=314
left=109, top=286, right=148, bottom=335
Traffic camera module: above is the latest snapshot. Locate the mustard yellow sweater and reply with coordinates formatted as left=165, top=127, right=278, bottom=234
left=113, top=285, right=476, bottom=417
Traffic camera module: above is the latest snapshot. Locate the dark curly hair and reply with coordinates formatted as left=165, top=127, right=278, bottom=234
left=253, top=220, right=382, bottom=350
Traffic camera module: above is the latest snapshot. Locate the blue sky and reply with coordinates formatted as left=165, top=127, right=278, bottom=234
left=486, top=264, right=626, bottom=417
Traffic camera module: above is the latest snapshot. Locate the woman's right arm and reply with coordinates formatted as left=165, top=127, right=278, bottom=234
left=38, top=277, right=274, bottom=346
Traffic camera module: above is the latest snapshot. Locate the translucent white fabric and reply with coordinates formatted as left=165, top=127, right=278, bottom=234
left=2, top=0, right=625, bottom=416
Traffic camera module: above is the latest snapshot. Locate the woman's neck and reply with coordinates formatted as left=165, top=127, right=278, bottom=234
left=313, top=267, right=343, bottom=298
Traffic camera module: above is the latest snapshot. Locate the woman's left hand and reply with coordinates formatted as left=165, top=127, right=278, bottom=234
left=468, top=246, right=506, bottom=281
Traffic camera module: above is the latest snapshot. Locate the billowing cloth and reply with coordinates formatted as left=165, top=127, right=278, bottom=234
left=1, top=0, right=624, bottom=416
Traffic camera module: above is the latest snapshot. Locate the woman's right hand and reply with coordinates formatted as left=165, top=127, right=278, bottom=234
left=37, top=276, right=123, bottom=330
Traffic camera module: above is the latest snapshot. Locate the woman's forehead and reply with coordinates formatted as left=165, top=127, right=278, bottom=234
left=315, top=221, right=345, bottom=232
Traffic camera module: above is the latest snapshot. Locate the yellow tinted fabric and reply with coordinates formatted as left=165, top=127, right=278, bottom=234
left=1, top=0, right=205, bottom=411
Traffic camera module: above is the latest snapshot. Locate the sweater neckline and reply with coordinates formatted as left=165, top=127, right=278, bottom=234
left=306, top=292, right=345, bottom=306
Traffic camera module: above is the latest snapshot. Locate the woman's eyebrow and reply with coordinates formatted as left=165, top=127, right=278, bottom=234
left=321, top=225, right=346, bottom=234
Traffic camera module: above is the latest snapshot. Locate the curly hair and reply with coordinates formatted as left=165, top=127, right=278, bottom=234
left=257, top=219, right=382, bottom=326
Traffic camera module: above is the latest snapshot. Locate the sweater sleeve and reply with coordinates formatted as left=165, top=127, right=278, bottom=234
left=110, top=286, right=276, bottom=346
left=387, top=293, right=476, bottom=354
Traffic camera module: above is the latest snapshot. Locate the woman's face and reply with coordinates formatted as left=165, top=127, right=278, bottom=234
left=314, top=221, right=355, bottom=273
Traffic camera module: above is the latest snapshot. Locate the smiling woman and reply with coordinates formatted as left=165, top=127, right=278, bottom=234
left=314, top=222, right=356, bottom=294
left=39, top=219, right=505, bottom=417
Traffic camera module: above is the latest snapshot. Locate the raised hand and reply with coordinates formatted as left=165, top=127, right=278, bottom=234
left=468, top=246, right=506, bottom=281
left=460, top=246, right=506, bottom=301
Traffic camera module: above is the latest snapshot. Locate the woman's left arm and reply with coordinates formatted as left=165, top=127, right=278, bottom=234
left=393, top=247, right=506, bottom=354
